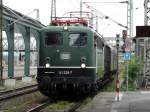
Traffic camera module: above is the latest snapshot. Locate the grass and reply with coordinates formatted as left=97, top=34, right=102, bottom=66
left=101, top=79, right=116, bottom=92
left=119, top=63, right=137, bottom=91
left=1, top=92, right=46, bottom=112
left=120, top=80, right=136, bottom=91
left=46, top=101, right=74, bottom=110
left=101, top=62, right=138, bottom=92
left=82, top=97, right=92, bottom=106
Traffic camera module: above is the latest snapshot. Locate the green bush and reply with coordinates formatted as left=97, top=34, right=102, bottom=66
left=128, top=56, right=143, bottom=81
left=120, top=55, right=143, bottom=91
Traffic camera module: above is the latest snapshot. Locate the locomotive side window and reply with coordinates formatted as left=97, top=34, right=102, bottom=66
left=45, top=32, right=63, bottom=46
left=69, top=33, right=87, bottom=47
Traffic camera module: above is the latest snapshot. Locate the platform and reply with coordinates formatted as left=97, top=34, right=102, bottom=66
left=81, top=91, right=150, bottom=112
left=81, top=92, right=116, bottom=112
left=111, top=91, right=150, bottom=112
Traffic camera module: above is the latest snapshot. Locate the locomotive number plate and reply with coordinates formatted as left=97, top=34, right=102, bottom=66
left=60, top=53, right=71, bottom=60
left=58, top=71, right=72, bottom=75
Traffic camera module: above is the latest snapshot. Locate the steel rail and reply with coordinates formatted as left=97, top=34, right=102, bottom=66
left=26, top=100, right=50, bottom=112
left=0, top=84, right=38, bottom=101
left=26, top=72, right=115, bottom=112
left=26, top=100, right=83, bottom=112
left=65, top=101, right=83, bottom=112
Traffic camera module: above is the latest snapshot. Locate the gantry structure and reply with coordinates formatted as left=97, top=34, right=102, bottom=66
left=0, top=5, right=44, bottom=80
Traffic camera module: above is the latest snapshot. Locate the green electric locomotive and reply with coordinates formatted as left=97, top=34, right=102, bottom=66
left=37, top=25, right=116, bottom=96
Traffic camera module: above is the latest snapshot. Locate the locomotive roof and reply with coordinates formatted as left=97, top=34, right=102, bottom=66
left=41, top=25, right=92, bottom=32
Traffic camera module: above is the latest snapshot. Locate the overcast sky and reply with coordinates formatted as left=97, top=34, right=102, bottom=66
left=3, top=0, right=144, bottom=37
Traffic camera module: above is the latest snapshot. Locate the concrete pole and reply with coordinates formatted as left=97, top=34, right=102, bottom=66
left=144, top=0, right=149, bottom=25
left=127, top=0, right=133, bottom=38
left=0, top=0, right=3, bottom=85
left=51, top=0, right=56, bottom=22
left=80, top=0, right=83, bottom=18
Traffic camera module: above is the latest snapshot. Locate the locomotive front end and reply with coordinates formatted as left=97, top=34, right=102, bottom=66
left=37, top=26, right=96, bottom=95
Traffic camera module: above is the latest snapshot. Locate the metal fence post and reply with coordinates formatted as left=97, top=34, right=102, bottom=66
left=127, top=61, right=128, bottom=91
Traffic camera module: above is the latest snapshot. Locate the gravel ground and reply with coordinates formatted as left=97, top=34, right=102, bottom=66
left=0, top=91, right=47, bottom=112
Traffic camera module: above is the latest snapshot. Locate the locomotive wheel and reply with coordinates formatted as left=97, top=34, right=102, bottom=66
left=38, top=76, right=51, bottom=96
left=91, top=84, right=98, bottom=93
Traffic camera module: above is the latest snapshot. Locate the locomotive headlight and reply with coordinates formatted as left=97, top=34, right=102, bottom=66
left=80, top=57, right=86, bottom=68
left=45, top=57, right=50, bottom=68
left=81, top=63, right=86, bottom=68
left=45, top=63, right=50, bottom=68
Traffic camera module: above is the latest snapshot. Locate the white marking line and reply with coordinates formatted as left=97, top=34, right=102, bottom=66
left=115, top=92, right=124, bottom=101
left=39, top=66, right=96, bottom=68
left=140, top=91, right=150, bottom=94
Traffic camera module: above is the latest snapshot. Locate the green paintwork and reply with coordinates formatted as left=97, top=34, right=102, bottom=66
left=7, top=21, right=14, bottom=78
left=16, top=24, right=31, bottom=77
left=39, top=26, right=96, bottom=67
left=2, top=8, right=43, bottom=79
left=24, top=27, right=30, bottom=76
left=4, top=20, right=41, bottom=78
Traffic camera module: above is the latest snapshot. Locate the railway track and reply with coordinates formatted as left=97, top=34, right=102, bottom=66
left=0, top=76, right=114, bottom=111
left=65, top=101, right=83, bottom=112
left=26, top=100, right=83, bottom=112
left=0, top=84, right=38, bottom=101
left=26, top=100, right=51, bottom=112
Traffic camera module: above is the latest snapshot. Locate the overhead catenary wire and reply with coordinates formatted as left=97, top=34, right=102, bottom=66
left=83, top=2, right=127, bottom=29
left=67, top=0, right=79, bottom=10
left=60, top=0, right=80, bottom=17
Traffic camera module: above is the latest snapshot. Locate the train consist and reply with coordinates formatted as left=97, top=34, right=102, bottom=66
left=36, top=19, right=117, bottom=96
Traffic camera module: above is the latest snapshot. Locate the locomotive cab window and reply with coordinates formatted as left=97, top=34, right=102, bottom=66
left=69, top=33, right=87, bottom=47
left=45, top=32, right=63, bottom=46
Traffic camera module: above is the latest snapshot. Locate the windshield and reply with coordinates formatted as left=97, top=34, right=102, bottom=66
left=45, top=32, right=63, bottom=46
left=69, top=33, right=87, bottom=47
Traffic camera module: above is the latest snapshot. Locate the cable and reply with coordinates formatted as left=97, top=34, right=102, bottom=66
left=68, top=0, right=79, bottom=10
left=83, top=2, right=127, bottom=29
left=101, top=24, right=110, bottom=32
